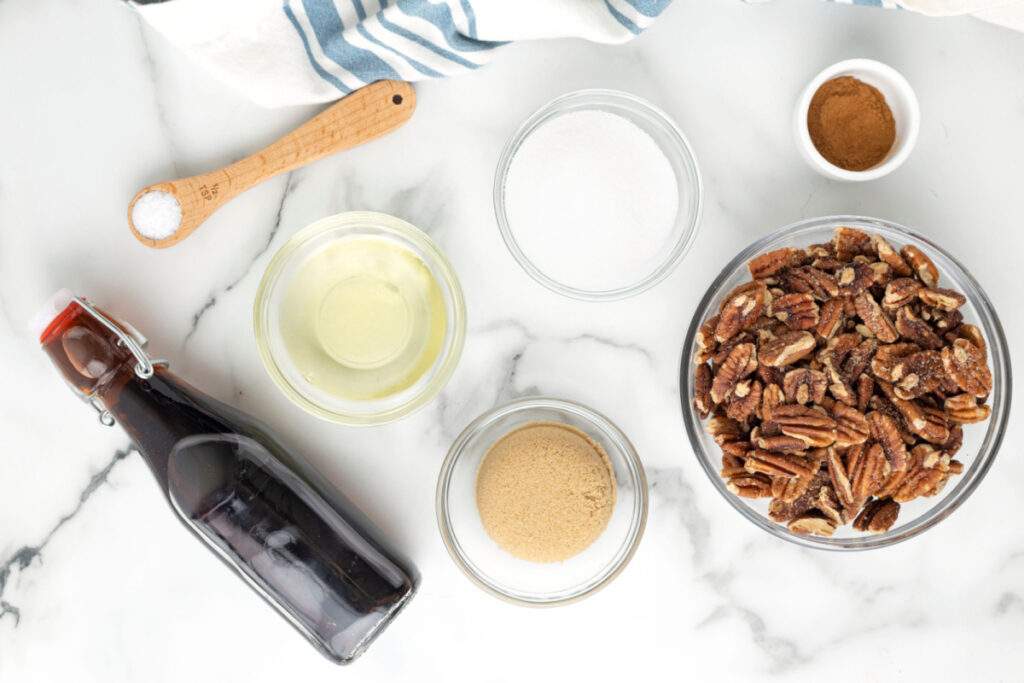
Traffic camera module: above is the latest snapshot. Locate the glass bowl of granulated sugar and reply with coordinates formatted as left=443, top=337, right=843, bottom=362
left=494, top=89, right=703, bottom=301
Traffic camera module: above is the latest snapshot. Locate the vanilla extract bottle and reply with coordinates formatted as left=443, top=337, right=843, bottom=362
left=36, top=292, right=416, bottom=664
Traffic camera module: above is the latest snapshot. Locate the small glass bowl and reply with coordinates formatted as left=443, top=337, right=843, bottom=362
left=493, top=89, right=703, bottom=301
left=436, top=398, right=648, bottom=605
left=680, top=216, right=1011, bottom=550
left=254, top=211, right=465, bottom=425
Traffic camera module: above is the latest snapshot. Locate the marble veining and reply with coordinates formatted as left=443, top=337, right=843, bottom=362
left=2, top=0, right=1023, bottom=681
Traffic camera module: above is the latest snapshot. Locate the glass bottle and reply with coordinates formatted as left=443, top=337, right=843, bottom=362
left=36, top=293, right=417, bottom=664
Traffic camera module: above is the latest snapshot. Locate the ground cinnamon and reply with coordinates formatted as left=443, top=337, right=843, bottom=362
left=807, top=76, right=896, bottom=172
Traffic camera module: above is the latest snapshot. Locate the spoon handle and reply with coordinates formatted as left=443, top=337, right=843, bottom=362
left=131, top=80, right=416, bottom=248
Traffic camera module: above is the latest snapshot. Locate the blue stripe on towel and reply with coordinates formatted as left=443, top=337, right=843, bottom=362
left=603, top=0, right=642, bottom=34
left=302, top=0, right=401, bottom=82
left=351, top=0, right=367, bottom=21
left=395, top=0, right=505, bottom=52
left=284, top=3, right=352, bottom=93
left=459, top=0, right=477, bottom=38
left=621, top=0, right=671, bottom=17
left=376, top=12, right=480, bottom=68
left=355, top=23, right=444, bottom=78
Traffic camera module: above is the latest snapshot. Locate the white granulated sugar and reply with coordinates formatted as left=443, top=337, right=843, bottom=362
left=132, top=190, right=182, bottom=239
left=505, top=109, right=679, bottom=292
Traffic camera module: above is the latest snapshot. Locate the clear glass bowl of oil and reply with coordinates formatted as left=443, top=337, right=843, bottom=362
left=254, top=211, right=465, bottom=425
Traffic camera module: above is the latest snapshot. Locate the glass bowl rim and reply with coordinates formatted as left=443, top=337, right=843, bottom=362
left=493, top=88, right=704, bottom=302
left=678, top=214, right=1012, bottom=551
left=436, top=396, right=649, bottom=606
left=253, top=210, right=466, bottom=426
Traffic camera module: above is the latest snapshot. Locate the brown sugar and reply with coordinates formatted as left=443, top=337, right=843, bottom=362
left=475, top=422, right=616, bottom=563
left=807, top=76, right=896, bottom=172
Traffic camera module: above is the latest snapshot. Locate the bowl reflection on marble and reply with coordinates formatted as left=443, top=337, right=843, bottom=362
left=436, top=397, right=648, bottom=605
left=679, top=215, right=1011, bottom=550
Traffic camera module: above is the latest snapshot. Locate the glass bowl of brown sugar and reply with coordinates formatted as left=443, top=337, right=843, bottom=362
left=436, top=397, right=648, bottom=605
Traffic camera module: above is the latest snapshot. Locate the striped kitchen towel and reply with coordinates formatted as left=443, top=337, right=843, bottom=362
left=130, top=0, right=673, bottom=107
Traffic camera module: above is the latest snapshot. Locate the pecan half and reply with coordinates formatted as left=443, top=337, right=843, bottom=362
left=854, top=292, right=899, bottom=343
left=826, top=447, right=857, bottom=509
left=852, top=498, right=900, bottom=533
left=784, top=266, right=840, bottom=300
left=901, top=244, right=939, bottom=288
left=941, top=339, right=992, bottom=397
left=871, top=343, right=921, bottom=382
left=836, top=263, right=875, bottom=297
left=726, top=379, right=762, bottom=422
left=759, top=331, right=816, bottom=367
left=816, top=298, right=845, bottom=339
left=694, top=363, right=713, bottom=419
left=783, top=368, right=827, bottom=405
left=832, top=402, right=870, bottom=447
left=918, top=287, right=966, bottom=311
left=745, top=449, right=818, bottom=479
left=888, top=393, right=951, bottom=444
left=727, top=473, right=773, bottom=498
left=716, top=282, right=767, bottom=343
left=834, top=226, right=873, bottom=261
left=894, top=306, right=944, bottom=350
left=891, top=350, right=946, bottom=400
left=883, top=278, right=922, bottom=308
left=848, top=443, right=890, bottom=501
left=771, top=404, right=837, bottom=447
left=710, top=343, right=758, bottom=403
left=788, top=513, right=837, bottom=537
left=944, top=393, right=992, bottom=424
left=772, top=292, right=819, bottom=331
left=868, top=411, right=908, bottom=472
left=946, top=323, right=986, bottom=356
left=752, top=426, right=807, bottom=452
left=772, top=472, right=816, bottom=503
left=748, top=247, right=805, bottom=279
left=873, top=235, right=913, bottom=276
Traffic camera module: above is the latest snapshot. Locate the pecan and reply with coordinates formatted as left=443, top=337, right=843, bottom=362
left=727, top=473, right=773, bottom=498
left=771, top=404, right=837, bottom=447
left=944, top=423, right=964, bottom=456
left=868, top=262, right=893, bottom=288
left=720, top=453, right=747, bottom=478
left=867, top=411, right=908, bottom=472
left=941, top=339, right=992, bottom=398
left=757, top=364, right=785, bottom=388
left=854, top=292, right=899, bottom=343
left=726, top=379, right=762, bottom=422
left=893, top=307, right=943, bottom=350
left=871, top=343, right=921, bottom=382
left=836, top=263, right=875, bottom=297
left=716, top=282, right=768, bottom=343
left=816, top=298, right=845, bottom=339
left=745, top=449, right=818, bottom=479
left=901, top=245, right=940, bottom=288
left=944, top=393, right=992, bottom=424
left=883, top=278, right=922, bottom=308
left=758, top=331, right=816, bottom=367
left=893, top=446, right=948, bottom=502
left=848, top=443, right=890, bottom=501
left=918, top=287, right=966, bottom=311
left=752, top=426, right=807, bottom=453
left=834, top=226, right=873, bottom=261
left=873, top=235, right=913, bottom=276
left=856, top=374, right=875, bottom=412
left=769, top=470, right=830, bottom=523
left=772, top=292, right=819, bottom=331
left=832, top=402, right=870, bottom=447
left=852, top=498, right=900, bottom=533
left=708, top=414, right=744, bottom=448
left=946, top=323, right=986, bottom=356
left=696, top=314, right=719, bottom=363
left=891, top=350, right=946, bottom=400
left=887, top=392, right=950, bottom=444
left=710, top=343, right=758, bottom=403
left=694, top=363, right=714, bottom=419
left=826, top=447, right=857, bottom=509
left=783, top=368, right=827, bottom=405
left=926, top=306, right=963, bottom=332
left=771, top=472, right=816, bottom=503
left=748, top=247, right=805, bottom=279
left=784, top=266, right=840, bottom=300
left=788, top=513, right=837, bottom=537
left=842, top=338, right=877, bottom=383
left=760, top=381, right=785, bottom=419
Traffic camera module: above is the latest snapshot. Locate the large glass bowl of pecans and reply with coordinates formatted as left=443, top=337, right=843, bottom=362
left=680, top=216, right=1011, bottom=550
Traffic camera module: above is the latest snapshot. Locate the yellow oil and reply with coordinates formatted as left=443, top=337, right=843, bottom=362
left=280, top=235, right=447, bottom=401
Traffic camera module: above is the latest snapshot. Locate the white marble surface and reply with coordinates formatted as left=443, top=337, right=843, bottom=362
left=2, top=1, right=1023, bottom=681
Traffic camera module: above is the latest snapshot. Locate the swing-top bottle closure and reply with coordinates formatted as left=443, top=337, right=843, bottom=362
left=34, top=290, right=168, bottom=427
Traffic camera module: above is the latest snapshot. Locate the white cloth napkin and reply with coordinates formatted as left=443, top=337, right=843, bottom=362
left=131, top=0, right=671, bottom=107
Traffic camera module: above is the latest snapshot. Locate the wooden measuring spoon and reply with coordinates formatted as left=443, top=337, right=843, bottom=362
left=128, top=80, right=416, bottom=249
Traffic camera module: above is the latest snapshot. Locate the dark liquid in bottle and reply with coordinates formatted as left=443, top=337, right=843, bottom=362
left=41, top=304, right=416, bottom=664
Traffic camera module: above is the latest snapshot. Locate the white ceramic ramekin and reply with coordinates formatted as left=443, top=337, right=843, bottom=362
left=794, top=59, right=920, bottom=182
